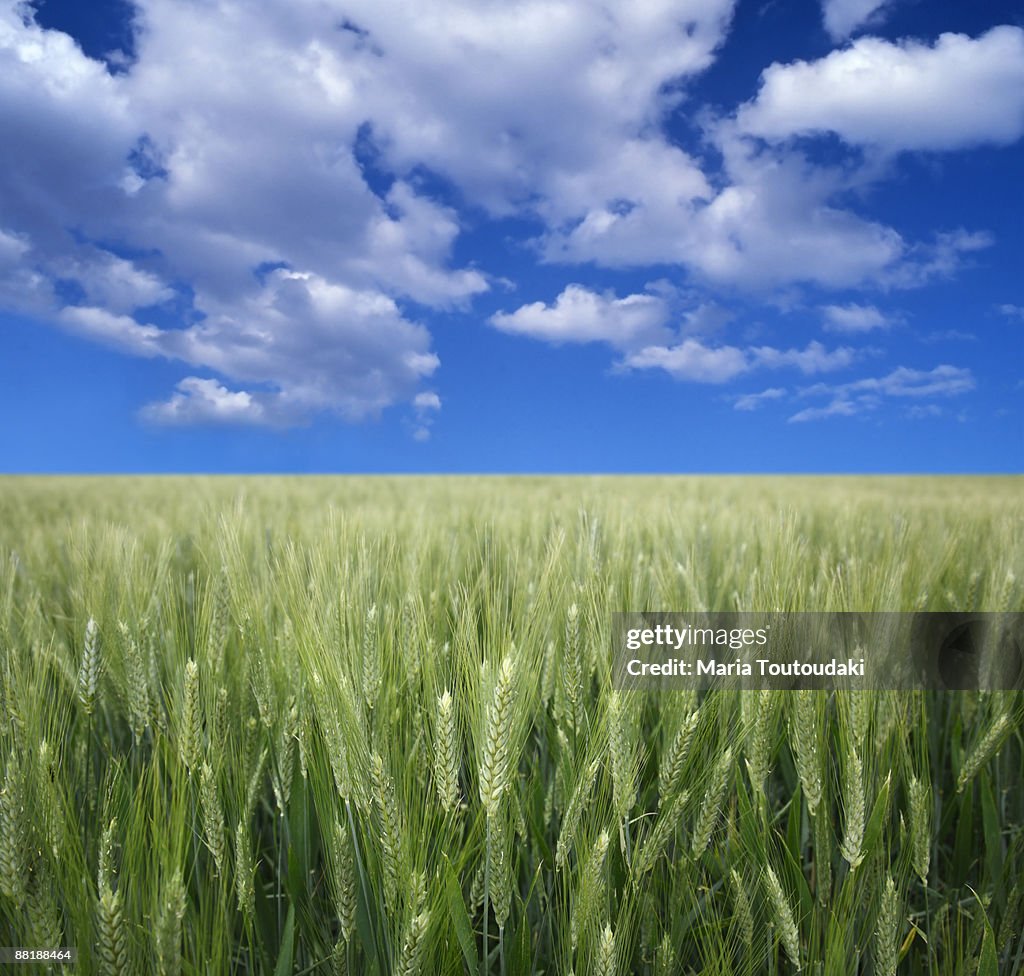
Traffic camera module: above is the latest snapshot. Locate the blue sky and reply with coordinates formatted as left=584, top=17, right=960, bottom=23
left=1, top=0, right=1022, bottom=472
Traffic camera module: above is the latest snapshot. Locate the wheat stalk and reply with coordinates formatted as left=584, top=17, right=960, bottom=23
left=595, top=922, right=616, bottom=976
left=790, top=690, right=823, bottom=813
left=958, top=711, right=1013, bottom=793
left=371, top=750, right=402, bottom=911
left=78, top=616, right=101, bottom=716
left=362, top=604, right=380, bottom=710
left=556, top=757, right=601, bottom=870
left=840, top=745, right=865, bottom=870
left=562, top=604, right=582, bottom=730
left=608, top=691, right=637, bottom=823
left=119, top=620, right=151, bottom=742
left=433, top=689, right=460, bottom=814
left=659, top=709, right=699, bottom=804
left=98, top=817, right=118, bottom=895
left=730, top=867, right=754, bottom=949
left=908, top=774, right=931, bottom=885
left=397, top=909, right=429, bottom=976
left=875, top=873, right=901, bottom=976
left=331, top=820, right=356, bottom=943
left=691, top=746, right=732, bottom=858
left=234, top=821, right=255, bottom=926
left=0, top=755, right=28, bottom=901
left=155, top=869, right=186, bottom=976
left=633, top=791, right=687, bottom=883
left=479, top=654, right=517, bottom=816
left=765, top=864, right=801, bottom=971
left=487, top=810, right=513, bottom=929
left=179, top=658, right=202, bottom=774
left=200, top=762, right=226, bottom=874
left=571, top=829, right=609, bottom=949
left=97, top=886, right=129, bottom=976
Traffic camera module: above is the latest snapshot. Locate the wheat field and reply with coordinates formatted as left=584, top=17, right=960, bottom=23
left=0, top=476, right=1022, bottom=975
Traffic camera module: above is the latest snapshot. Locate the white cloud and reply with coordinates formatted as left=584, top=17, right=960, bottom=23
left=413, top=391, right=441, bottom=412
left=788, top=399, right=862, bottom=423
left=821, top=0, right=893, bottom=41
left=490, top=285, right=670, bottom=348
left=0, top=0, right=1014, bottom=428
left=57, top=305, right=165, bottom=357
left=737, top=28, right=1024, bottom=152
left=141, top=378, right=267, bottom=426
left=0, top=2, right=477, bottom=425
left=623, top=339, right=750, bottom=383
left=492, top=286, right=862, bottom=384
left=622, top=339, right=857, bottom=383
left=58, top=270, right=439, bottom=425
left=343, top=0, right=736, bottom=213
left=0, top=227, right=28, bottom=262
left=845, top=364, right=975, bottom=398
left=997, top=303, right=1024, bottom=322
left=54, top=250, right=173, bottom=313
left=410, top=390, right=441, bottom=441
left=821, top=303, right=890, bottom=333
left=751, top=340, right=857, bottom=373
left=921, top=329, right=975, bottom=343
left=734, top=387, right=786, bottom=411
left=789, top=364, right=974, bottom=421
left=545, top=130, right=916, bottom=289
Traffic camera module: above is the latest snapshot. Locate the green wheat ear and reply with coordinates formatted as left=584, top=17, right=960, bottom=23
left=179, top=658, right=202, bottom=774
left=875, top=873, right=901, bottom=976
left=97, top=885, right=129, bottom=976
left=595, top=923, right=617, bottom=976
left=199, top=762, right=226, bottom=874
left=908, top=774, right=931, bottom=884
left=958, top=711, right=1013, bottom=794
left=0, top=476, right=1021, bottom=975
left=840, top=745, right=865, bottom=870
left=691, top=746, right=733, bottom=858
left=433, top=688, right=460, bottom=814
left=155, top=869, right=186, bottom=976
left=479, top=653, right=517, bottom=816
left=765, top=864, right=801, bottom=972
left=790, top=690, right=823, bottom=813
left=0, top=755, right=28, bottom=901
left=77, top=616, right=101, bottom=716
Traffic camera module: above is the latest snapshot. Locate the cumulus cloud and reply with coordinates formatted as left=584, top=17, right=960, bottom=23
left=0, top=0, right=1011, bottom=429
left=997, top=303, right=1024, bottom=322
left=411, top=390, right=442, bottom=442
left=0, top=1, right=474, bottom=426
left=341, top=0, right=736, bottom=213
left=492, top=286, right=861, bottom=385
left=751, top=340, right=857, bottom=373
left=622, top=339, right=857, bottom=383
left=60, top=270, right=439, bottom=425
left=737, top=28, right=1024, bottom=152
left=544, top=131, right=925, bottom=290
left=622, top=339, right=750, bottom=383
left=787, top=399, right=862, bottom=423
left=141, top=378, right=267, bottom=426
left=789, top=364, right=974, bottom=421
left=413, top=391, right=441, bottom=412
left=540, top=24, right=1020, bottom=291
left=490, top=285, right=670, bottom=348
left=820, top=0, right=894, bottom=41
left=821, top=303, right=890, bottom=333
left=733, top=387, right=787, bottom=411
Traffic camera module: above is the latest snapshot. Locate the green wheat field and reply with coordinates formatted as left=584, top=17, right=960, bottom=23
left=1, top=476, right=1022, bottom=975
